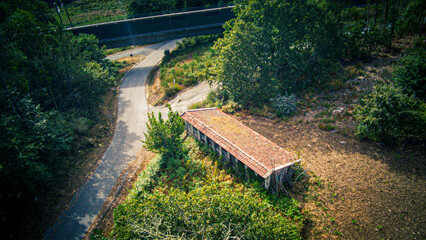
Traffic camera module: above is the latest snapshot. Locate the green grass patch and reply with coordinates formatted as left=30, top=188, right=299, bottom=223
left=55, top=0, right=132, bottom=27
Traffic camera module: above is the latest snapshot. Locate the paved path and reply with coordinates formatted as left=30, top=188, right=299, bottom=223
left=45, top=40, right=179, bottom=240
left=105, top=39, right=182, bottom=61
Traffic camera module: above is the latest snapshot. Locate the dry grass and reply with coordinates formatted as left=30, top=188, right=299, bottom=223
left=239, top=114, right=425, bottom=239
left=230, top=47, right=426, bottom=239
left=147, top=75, right=165, bottom=106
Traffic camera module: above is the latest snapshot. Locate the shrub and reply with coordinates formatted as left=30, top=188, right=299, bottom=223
left=355, top=83, right=425, bottom=143
left=270, top=93, right=298, bottom=117
left=113, top=183, right=301, bottom=240
left=128, top=155, right=164, bottom=198
left=142, top=105, right=185, bottom=159
left=392, top=47, right=426, bottom=101
left=164, top=86, right=181, bottom=98
left=396, top=0, right=426, bottom=36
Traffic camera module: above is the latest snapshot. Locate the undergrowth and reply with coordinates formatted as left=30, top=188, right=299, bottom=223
left=93, top=137, right=304, bottom=239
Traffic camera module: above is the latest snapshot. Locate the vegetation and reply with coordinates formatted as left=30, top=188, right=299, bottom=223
left=109, top=138, right=304, bottom=239
left=340, top=0, right=424, bottom=59
left=127, top=0, right=234, bottom=16
left=142, top=106, right=185, bottom=159
left=214, top=0, right=344, bottom=106
left=392, top=43, right=426, bottom=101
left=54, top=0, right=234, bottom=27
left=0, top=0, right=121, bottom=238
left=355, top=45, right=426, bottom=143
left=53, top=0, right=132, bottom=27
left=151, top=35, right=219, bottom=103
left=270, top=93, right=298, bottom=117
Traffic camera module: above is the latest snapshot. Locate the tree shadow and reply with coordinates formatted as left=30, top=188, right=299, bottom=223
left=45, top=114, right=142, bottom=239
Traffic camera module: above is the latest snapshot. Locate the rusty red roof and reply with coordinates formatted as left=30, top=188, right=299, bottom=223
left=181, top=108, right=297, bottom=178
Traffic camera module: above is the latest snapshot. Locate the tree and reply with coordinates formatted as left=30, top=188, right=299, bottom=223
left=0, top=1, right=117, bottom=238
left=142, top=105, right=185, bottom=159
left=214, top=0, right=344, bottom=106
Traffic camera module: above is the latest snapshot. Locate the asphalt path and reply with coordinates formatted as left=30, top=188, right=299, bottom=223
left=105, top=40, right=182, bottom=61
left=45, top=39, right=179, bottom=240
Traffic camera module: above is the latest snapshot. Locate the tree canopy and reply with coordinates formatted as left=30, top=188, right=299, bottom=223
left=0, top=0, right=116, bottom=238
left=214, top=0, right=344, bottom=106
left=142, top=105, right=185, bottom=159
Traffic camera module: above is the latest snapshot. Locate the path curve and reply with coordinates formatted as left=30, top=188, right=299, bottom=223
left=45, top=40, right=179, bottom=240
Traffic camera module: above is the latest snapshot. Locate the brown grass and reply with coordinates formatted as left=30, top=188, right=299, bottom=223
left=238, top=114, right=425, bottom=239
left=147, top=75, right=165, bottom=106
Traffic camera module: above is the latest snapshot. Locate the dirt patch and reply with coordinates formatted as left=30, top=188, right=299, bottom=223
left=238, top=114, right=425, bottom=239
left=83, top=149, right=155, bottom=239
left=147, top=75, right=165, bottom=106
left=230, top=50, right=426, bottom=239
left=113, top=55, right=143, bottom=65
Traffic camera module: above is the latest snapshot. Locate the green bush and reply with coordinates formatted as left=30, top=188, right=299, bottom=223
left=111, top=137, right=304, bottom=240
left=392, top=47, right=426, bottom=101
left=113, top=182, right=301, bottom=240
left=355, top=83, right=426, bottom=143
left=270, top=93, right=298, bottom=116
left=396, top=0, right=426, bottom=36
left=164, top=86, right=181, bottom=98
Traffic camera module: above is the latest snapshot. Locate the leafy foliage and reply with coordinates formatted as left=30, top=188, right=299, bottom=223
left=355, top=44, right=426, bottom=143
left=214, top=0, right=344, bottom=106
left=142, top=105, right=185, bottom=158
left=270, top=93, right=298, bottom=117
left=396, top=0, right=426, bottom=36
left=355, top=84, right=425, bottom=143
left=111, top=138, right=303, bottom=240
left=114, top=183, right=301, bottom=240
left=392, top=46, right=426, bottom=101
left=0, top=1, right=117, bottom=237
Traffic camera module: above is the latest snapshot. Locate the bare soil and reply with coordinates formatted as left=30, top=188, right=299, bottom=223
left=233, top=49, right=426, bottom=239
left=147, top=74, right=165, bottom=105
left=238, top=113, right=425, bottom=239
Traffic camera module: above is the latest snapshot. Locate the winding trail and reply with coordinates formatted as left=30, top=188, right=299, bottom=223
left=45, top=40, right=179, bottom=240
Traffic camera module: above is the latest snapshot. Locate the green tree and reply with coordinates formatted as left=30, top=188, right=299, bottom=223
left=214, top=0, right=344, bottom=106
left=0, top=1, right=117, bottom=238
left=142, top=105, right=185, bottom=158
